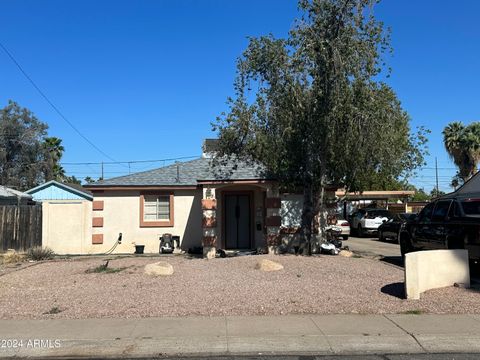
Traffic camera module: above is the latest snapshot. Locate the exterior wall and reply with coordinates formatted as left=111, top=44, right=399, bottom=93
left=30, top=184, right=90, bottom=201
left=91, top=189, right=203, bottom=254
left=42, top=200, right=92, bottom=254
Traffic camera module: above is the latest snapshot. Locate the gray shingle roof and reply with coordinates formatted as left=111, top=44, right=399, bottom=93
left=88, top=157, right=269, bottom=187
left=0, top=186, right=32, bottom=199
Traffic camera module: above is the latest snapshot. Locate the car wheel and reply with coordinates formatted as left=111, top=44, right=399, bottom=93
left=342, top=235, right=349, bottom=240
left=400, top=233, right=413, bottom=260
left=357, top=225, right=363, bottom=238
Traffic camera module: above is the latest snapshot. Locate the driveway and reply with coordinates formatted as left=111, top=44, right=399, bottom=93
left=346, top=236, right=401, bottom=258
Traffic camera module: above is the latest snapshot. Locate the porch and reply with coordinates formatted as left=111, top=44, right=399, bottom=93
left=200, top=181, right=281, bottom=258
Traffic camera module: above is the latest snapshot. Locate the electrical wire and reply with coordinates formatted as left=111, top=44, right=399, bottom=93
left=0, top=41, right=119, bottom=163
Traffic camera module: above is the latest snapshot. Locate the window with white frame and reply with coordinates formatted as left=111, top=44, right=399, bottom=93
left=143, top=195, right=170, bottom=221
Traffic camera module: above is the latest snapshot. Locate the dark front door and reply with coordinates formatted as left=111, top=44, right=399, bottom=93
left=224, top=194, right=251, bottom=249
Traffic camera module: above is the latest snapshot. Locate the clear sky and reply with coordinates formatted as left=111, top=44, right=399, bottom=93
left=1, top=0, right=479, bottom=191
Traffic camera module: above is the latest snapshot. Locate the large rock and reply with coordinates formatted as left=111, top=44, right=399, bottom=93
left=255, top=259, right=284, bottom=272
left=144, top=261, right=174, bottom=276
left=338, top=250, right=353, bottom=257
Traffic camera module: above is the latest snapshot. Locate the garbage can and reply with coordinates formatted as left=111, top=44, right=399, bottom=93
left=134, top=245, right=145, bottom=254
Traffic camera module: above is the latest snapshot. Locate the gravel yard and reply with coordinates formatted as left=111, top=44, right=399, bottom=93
left=0, top=254, right=478, bottom=319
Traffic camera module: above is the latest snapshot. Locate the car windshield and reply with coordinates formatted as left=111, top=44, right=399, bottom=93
left=365, top=210, right=391, bottom=219
left=461, top=199, right=480, bottom=216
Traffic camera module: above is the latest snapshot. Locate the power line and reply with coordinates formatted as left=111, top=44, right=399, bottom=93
left=0, top=41, right=118, bottom=163
left=60, top=155, right=199, bottom=166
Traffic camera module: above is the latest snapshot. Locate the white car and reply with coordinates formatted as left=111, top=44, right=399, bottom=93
left=350, top=209, right=393, bottom=237
left=336, top=215, right=351, bottom=240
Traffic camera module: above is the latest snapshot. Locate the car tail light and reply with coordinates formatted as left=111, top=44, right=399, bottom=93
left=340, top=221, right=349, bottom=227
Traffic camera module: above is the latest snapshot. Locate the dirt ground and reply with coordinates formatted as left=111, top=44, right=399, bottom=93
left=0, top=254, right=478, bottom=319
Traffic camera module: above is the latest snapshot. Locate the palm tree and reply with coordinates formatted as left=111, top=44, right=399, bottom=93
left=43, top=137, right=65, bottom=181
left=443, top=122, right=480, bottom=183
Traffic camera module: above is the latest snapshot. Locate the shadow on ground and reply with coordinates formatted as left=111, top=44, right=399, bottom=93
left=381, top=282, right=405, bottom=299
left=380, top=256, right=404, bottom=268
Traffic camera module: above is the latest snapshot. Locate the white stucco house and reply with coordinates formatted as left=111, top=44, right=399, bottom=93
left=84, top=140, right=289, bottom=258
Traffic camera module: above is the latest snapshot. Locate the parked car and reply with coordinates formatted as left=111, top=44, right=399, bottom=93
left=399, top=196, right=480, bottom=260
left=377, top=213, right=417, bottom=242
left=336, top=214, right=351, bottom=240
left=350, top=208, right=393, bottom=237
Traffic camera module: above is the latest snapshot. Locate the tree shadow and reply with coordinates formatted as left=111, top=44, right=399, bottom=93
left=381, top=282, right=405, bottom=299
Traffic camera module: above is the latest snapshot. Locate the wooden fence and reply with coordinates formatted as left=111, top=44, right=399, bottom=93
left=0, top=204, right=42, bottom=252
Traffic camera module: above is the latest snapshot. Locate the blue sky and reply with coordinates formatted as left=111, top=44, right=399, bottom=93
left=1, top=0, right=479, bottom=191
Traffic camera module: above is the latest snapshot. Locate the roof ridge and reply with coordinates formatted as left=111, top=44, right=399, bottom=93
left=90, top=157, right=204, bottom=185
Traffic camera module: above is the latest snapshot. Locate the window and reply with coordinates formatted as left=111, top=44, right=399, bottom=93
left=140, top=193, right=174, bottom=227
left=418, top=202, right=434, bottom=223
left=448, top=201, right=461, bottom=218
left=366, top=210, right=392, bottom=219
left=431, top=200, right=451, bottom=221
left=461, top=198, right=480, bottom=216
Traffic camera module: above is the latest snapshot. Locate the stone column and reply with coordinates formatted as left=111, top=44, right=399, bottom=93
left=202, top=186, right=217, bottom=259
left=265, top=184, right=281, bottom=254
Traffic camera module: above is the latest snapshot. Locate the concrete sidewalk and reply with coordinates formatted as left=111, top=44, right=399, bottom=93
left=2, top=314, right=480, bottom=358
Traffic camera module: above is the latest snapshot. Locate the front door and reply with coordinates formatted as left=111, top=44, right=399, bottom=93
left=224, top=194, right=252, bottom=249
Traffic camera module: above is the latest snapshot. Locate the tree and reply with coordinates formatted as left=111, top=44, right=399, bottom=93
left=64, top=175, right=81, bottom=185
left=430, top=188, right=446, bottom=199
left=0, top=101, right=50, bottom=190
left=43, top=137, right=66, bottom=181
left=213, top=0, right=427, bottom=254
left=84, top=176, right=96, bottom=184
left=0, top=101, right=71, bottom=190
left=443, top=121, right=480, bottom=183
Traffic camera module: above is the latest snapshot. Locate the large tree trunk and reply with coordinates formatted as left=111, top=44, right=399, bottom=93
left=300, top=177, right=314, bottom=255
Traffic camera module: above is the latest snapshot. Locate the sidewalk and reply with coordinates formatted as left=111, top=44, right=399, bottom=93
left=2, top=314, right=480, bottom=358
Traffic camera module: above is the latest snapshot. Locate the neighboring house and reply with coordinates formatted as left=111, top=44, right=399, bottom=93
left=0, top=186, right=33, bottom=205
left=84, top=139, right=291, bottom=257
left=26, top=180, right=93, bottom=255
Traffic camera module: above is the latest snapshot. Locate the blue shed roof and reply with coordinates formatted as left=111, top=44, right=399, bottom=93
left=26, top=180, right=93, bottom=201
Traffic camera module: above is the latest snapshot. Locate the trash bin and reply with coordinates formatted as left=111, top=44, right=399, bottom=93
left=135, top=245, right=145, bottom=254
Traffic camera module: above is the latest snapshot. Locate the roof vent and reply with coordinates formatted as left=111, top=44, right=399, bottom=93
left=202, top=139, right=219, bottom=158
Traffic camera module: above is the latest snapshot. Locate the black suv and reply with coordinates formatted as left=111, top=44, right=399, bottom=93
left=399, top=195, right=480, bottom=260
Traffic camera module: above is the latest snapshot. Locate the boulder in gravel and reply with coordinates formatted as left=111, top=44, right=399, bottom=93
left=255, top=259, right=284, bottom=272
left=144, top=261, right=174, bottom=276
left=338, top=250, right=354, bottom=257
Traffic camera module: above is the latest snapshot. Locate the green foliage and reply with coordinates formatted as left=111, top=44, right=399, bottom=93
left=0, top=101, right=70, bottom=190
left=443, top=121, right=480, bottom=182
left=84, top=176, right=102, bottom=184
left=43, top=136, right=66, bottom=181
left=409, top=187, right=430, bottom=202
left=213, top=0, right=428, bottom=250
left=27, top=246, right=55, bottom=261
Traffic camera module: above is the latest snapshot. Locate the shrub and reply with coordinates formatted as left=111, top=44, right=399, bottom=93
left=2, top=250, right=27, bottom=264
left=27, top=246, right=55, bottom=261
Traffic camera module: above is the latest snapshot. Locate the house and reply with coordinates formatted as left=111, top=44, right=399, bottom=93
left=0, top=186, right=33, bottom=205
left=26, top=180, right=93, bottom=255
left=84, top=140, right=290, bottom=258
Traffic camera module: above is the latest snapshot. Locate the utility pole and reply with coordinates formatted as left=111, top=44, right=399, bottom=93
left=101, top=162, right=104, bottom=180
left=435, top=157, right=439, bottom=198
